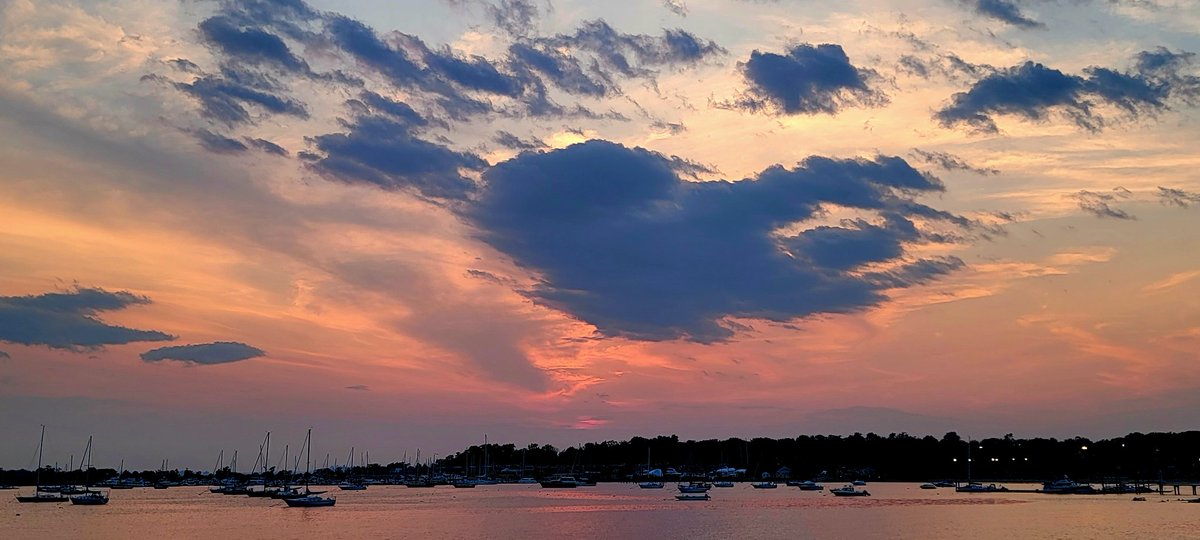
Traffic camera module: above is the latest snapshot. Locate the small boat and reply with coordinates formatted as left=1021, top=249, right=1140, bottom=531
left=70, top=490, right=109, bottom=506
left=540, top=476, right=580, bottom=488
left=677, top=481, right=711, bottom=493
left=956, top=482, right=1008, bottom=493
left=796, top=480, right=824, bottom=491
left=284, top=494, right=337, bottom=507
left=17, top=425, right=69, bottom=503
left=933, top=480, right=956, bottom=488
left=17, top=492, right=69, bottom=503
left=751, top=481, right=778, bottom=489
left=282, top=429, right=335, bottom=508
left=920, top=483, right=938, bottom=489
left=675, top=493, right=710, bottom=501
left=1040, top=477, right=1096, bottom=494
left=712, top=481, right=735, bottom=488
left=246, top=486, right=280, bottom=497
left=68, top=436, right=108, bottom=505
left=852, top=480, right=867, bottom=486
left=516, top=477, right=537, bottom=484
left=831, top=485, right=870, bottom=497
left=338, top=446, right=368, bottom=491
left=638, top=481, right=665, bottom=489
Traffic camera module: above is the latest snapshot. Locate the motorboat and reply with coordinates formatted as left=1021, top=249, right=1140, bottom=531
left=517, top=477, right=537, bottom=484
left=452, top=480, right=477, bottom=488
left=338, top=482, right=368, bottom=490
left=540, top=476, right=580, bottom=488
left=852, top=480, right=867, bottom=486
left=246, top=486, right=280, bottom=497
left=956, top=482, right=1008, bottom=493
left=796, top=480, right=824, bottom=491
left=638, top=481, right=665, bottom=489
left=1041, top=477, right=1096, bottom=494
left=920, top=483, right=938, bottom=489
left=751, top=481, right=778, bottom=489
left=712, top=481, right=735, bottom=488
left=284, top=494, right=336, bottom=507
left=675, top=493, right=710, bottom=501
left=831, top=485, right=870, bottom=497
left=677, top=481, right=711, bottom=493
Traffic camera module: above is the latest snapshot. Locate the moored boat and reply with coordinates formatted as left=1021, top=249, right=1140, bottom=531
left=751, top=481, right=778, bottom=489
left=675, top=493, right=710, bottom=501
left=831, top=485, right=870, bottom=497
left=540, top=476, right=580, bottom=488
left=677, top=481, right=711, bottom=493
left=17, top=425, right=69, bottom=504
left=956, top=482, right=1008, bottom=493
left=282, top=429, right=335, bottom=508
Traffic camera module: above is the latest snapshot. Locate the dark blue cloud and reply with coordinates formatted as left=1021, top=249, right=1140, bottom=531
left=493, top=130, right=546, bottom=150
left=198, top=15, right=309, bottom=72
left=539, top=20, right=724, bottom=78
left=140, top=341, right=265, bottom=365
left=306, top=95, right=486, bottom=200
left=508, top=43, right=613, bottom=97
left=936, top=51, right=1200, bottom=132
left=245, top=137, right=289, bottom=155
left=173, top=74, right=309, bottom=125
left=0, top=287, right=175, bottom=351
left=470, top=140, right=968, bottom=342
left=959, top=0, right=1044, bottom=29
left=724, top=43, right=887, bottom=115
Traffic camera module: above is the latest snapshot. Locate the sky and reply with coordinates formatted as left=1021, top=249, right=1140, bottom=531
left=2, top=0, right=1200, bottom=471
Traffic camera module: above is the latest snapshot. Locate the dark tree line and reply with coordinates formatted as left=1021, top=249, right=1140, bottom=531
left=5, top=431, right=1200, bottom=484
left=435, top=431, right=1200, bottom=482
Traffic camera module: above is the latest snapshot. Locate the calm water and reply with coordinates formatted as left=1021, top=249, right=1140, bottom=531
left=3, top=483, right=1195, bottom=539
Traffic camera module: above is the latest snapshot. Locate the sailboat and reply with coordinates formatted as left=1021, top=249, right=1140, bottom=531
left=70, top=436, right=109, bottom=505
left=17, top=425, right=68, bottom=503
left=338, top=446, right=367, bottom=490
left=638, top=448, right=664, bottom=489
left=283, top=428, right=336, bottom=507
left=248, top=432, right=281, bottom=497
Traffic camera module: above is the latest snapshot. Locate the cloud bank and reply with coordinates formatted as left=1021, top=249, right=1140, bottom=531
left=0, top=287, right=174, bottom=351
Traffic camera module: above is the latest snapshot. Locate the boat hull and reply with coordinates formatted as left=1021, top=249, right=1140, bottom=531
left=17, top=494, right=69, bottom=503
left=284, top=496, right=336, bottom=507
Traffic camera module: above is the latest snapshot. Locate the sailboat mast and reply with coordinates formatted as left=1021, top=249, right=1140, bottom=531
left=35, top=424, right=45, bottom=490
left=304, top=428, right=312, bottom=490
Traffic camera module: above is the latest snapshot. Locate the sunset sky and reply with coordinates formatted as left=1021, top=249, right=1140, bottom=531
left=3, top=0, right=1200, bottom=470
